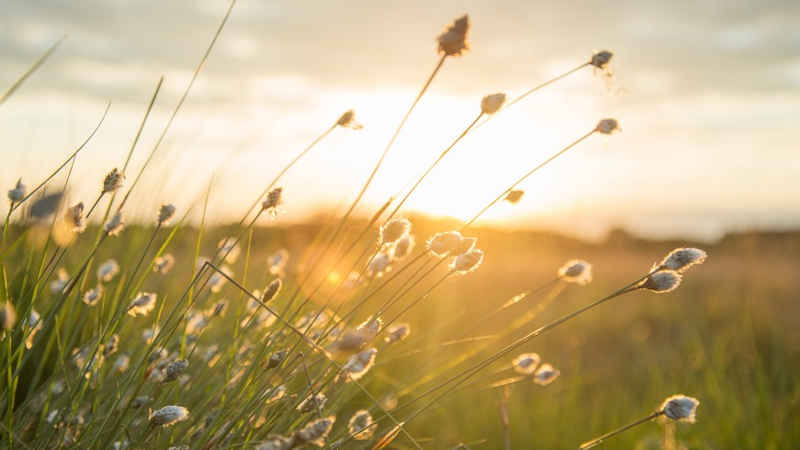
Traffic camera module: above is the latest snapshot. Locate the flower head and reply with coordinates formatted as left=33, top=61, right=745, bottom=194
left=381, top=218, right=411, bottom=244
left=295, top=416, right=336, bottom=447
left=0, top=301, right=16, bottom=331
left=98, top=259, right=120, bottom=282
left=217, top=237, right=241, bottom=264
left=158, top=204, right=176, bottom=225
left=590, top=50, right=614, bottom=70
left=348, top=410, right=375, bottom=440
left=367, top=251, right=392, bottom=278
left=102, top=168, right=125, bottom=194
left=660, top=395, right=699, bottom=423
left=533, top=363, right=560, bottom=385
left=336, top=109, right=363, bottom=129
left=505, top=190, right=524, bottom=204
left=427, top=231, right=463, bottom=257
left=268, top=248, right=289, bottom=275
left=297, top=392, right=327, bottom=413
left=65, top=202, right=86, bottom=233
left=437, top=14, right=470, bottom=56
left=451, top=248, right=484, bottom=274
left=341, top=347, right=378, bottom=381
left=262, top=187, right=283, bottom=214
left=595, top=118, right=620, bottom=134
left=50, top=268, right=69, bottom=294
left=149, top=405, right=189, bottom=427
left=8, top=178, right=26, bottom=203
left=480, top=93, right=506, bottom=115
left=255, top=435, right=295, bottom=450
left=659, top=248, right=707, bottom=273
left=558, top=259, right=593, bottom=285
left=153, top=254, right=175, bottom=274
left=104, top=211, right=124, bottom=236
left=512, top=353, right=540, bottom=375
left=385, top=323, right=411, bottom=343
left=262, top=278, right=282, bottom=303
left=393, top=234, right=415, bottom=260
left=163, top=360, right=188, bottom=382
left=82, top=285, right=103, bottom=306
left=639, top=270, right=682, bottom=293
left=128, top=292, right=157, bottom=317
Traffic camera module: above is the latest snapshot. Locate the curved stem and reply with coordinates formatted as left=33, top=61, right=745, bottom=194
left=579, top=411, right=665, bottom=449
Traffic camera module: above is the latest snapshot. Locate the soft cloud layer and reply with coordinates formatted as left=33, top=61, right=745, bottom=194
left=1, top=0, right=798, bottom=241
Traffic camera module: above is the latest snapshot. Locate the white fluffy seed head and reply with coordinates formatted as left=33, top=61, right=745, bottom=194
left=590, top=50, right=614, bottom=69
left=262, top=187, right=283, bottom=212
left=480, top=93, right=506, bottom=115
left=595, top=118, right=620, bottom=134
left=452, top=236, right=477, bottom=256
left=158, top=204, right=176, bottom=225
left=558, top=259, right=593, bottom=285
left=659, top=248, right=707, bottom=273
left=268, top=249, right=289, bottom=275
left=348, top=410, right=375, bottom=440
left=385, top=323, right=411, bottom=343
left=153, top=254, right=175, bottom=274
left=393, top=234, right=415, bottom=261
left=262, top=278, right=282, bottom=303
left=8, top=178, right=27, bottom=203
left=533, top=363, right=560, bottom=386
left=341, top=348, right=378, bottom=382
left=297, top=393, right=327, bottom=413
left=367, top=252, right=392, bottom=278
left=82, top=285, right=103, bottom=306
left=102, top=168, right=125, bottom=193
left=660, top=395, right=699, bottom=423
left=451, top=249, right=484, bottom=274
left=295, top=415, right=336, bottom=447
left=149, top=405, right=189, bottom=426
left=380, top=218, right=411, bottom=244
left=512, top=353, right=540, bottom=375
left=255, top=435, right=295, bottom=450
left=97, top=259, right=120, bottom=282
left=640, top=270, right=682, bottom=293
left=0, top=301, right=16, bottom=331
left=336, top=109, right=363, bottom=129
left=128, top=292, right=157, bottom=317
left=217, top=237, right=241, bottom=264
left=104, top=212, right=124, bottom=236
left=66, top=202, right=86, bottom=233
left=437, top=14, right=470, bottom=56
left=427, top=231, right=463, bottom=257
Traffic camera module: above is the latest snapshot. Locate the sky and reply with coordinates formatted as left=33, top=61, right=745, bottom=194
left=1, top=0, right=798, bottom=241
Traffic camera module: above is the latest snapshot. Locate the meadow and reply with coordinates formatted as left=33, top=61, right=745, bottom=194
left=2, top=5, right=799, bottom=450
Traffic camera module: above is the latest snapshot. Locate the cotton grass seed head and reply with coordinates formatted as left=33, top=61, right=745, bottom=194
left=8, top=178, right=26, bottom=203
left=427, top=231, right=463, bottom=257
left=452, top=236, right=477, bottom=256
left=114, top=354, right=130, bottom=373
left=0, top=301, right=16, bottom=331
left=82, top=285, right=103, bottom=306
left=451, top=248, right=484, bottom=274
left=158, top=204, right=176, bottom=225
left=505, top=190, right=524, bottom=204
left=268, top=248, right=289, bottom=275
left=660, top=395, right=699, bottom=423
left=512, top=353, right=540, bottom=375
left=640, top=270, right=682, bottom=293
left=659, top=248, right=707, bottom=273
left=30, top=191, right=63, bottom=220
left=367, top=252, right=392, bottom=278
left=262, top=187, right=283, bottom=213
left=348, top=410, right=375, bottom=440
left=153, top=254, right=175, bottom=274
left=104, top=211, right=124, bottom=236
left=217, top=237, right=241, bottom=264
left=533, top=363, right=560, bottom=385
left=98, top=259, right=120, bottom=282
left=128, top=292, right=157, bottom=317
left=393, top=234, right=415, bottom=260
left=50, top=268, right=69, bottom=294
left=480, top=93, right=506, bottom=115
left=558, top=259, right=593, bottom=285
left=342, top=347, right=378, bottom=381
left=297, top=393, right=327, bottom=413
left=149, top=405, right=189, bottom=427
left=255, top=435, right=295, bottom=450
left=336, top=109, right=363, bottom=129
left=438, top=14, right=470, bottom=56
left=590, top=50, right=614, bottom=70
left=263, top=278, right=282, bottom=302
left=102, top=168, right=125, bottom=193
left=66, top=202, right=86, bottom=233
left=296, top=415, right=336, bottom=447
left=595, top=118, right=620, bottom=134
left=381, top=218, right=411, bottom=244
left=385, top=323, right=411, bottom=343
left=163, top=360, right=188, bottom=382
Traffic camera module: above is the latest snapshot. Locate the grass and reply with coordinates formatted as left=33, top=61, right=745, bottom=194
left=1, top=7, right=797, bottom=450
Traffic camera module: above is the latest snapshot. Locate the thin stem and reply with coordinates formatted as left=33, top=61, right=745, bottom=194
left=0, top=35, right=66, bottom=106
left=461, top=129, right=596, bottom=231
left=579, top=411, right=665, bottom=449
left=85, top=192, right=105, bottom=219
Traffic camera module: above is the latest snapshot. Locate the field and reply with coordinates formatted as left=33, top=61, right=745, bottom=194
left=2, top=5, right=798, bottom=450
